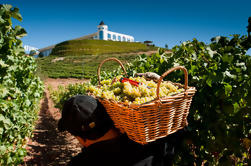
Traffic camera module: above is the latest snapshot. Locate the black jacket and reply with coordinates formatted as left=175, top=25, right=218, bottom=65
left=68, top=130, right=185, bottom=166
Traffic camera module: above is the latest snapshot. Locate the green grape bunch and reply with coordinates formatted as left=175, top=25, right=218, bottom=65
left=85, top=75, right=184, bottom=105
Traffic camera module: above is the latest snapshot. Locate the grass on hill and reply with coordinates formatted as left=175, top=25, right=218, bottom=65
left=37, top=53, right=140, bottom=78
left=37, top=39, right=157, bottom=78
left=51, top=39, right=156, bottom=56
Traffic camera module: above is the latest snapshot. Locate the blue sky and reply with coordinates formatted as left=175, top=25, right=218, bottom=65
left=2, top=0, right=251, bottom=52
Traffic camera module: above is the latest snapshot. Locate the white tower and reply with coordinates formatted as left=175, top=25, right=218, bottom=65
left=97, top=21, right=108, bottom=40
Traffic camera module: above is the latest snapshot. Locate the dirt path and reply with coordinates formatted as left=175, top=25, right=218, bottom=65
left=22, top=78, right=87, bottom=166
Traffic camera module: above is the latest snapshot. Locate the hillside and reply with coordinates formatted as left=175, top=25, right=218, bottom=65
left=50, top=39, right=157, bottom=56
left=37, top=39, right=158, bottom=78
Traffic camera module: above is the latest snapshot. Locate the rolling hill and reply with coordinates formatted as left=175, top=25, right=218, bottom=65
left=37, top=39, right=158, bottom=78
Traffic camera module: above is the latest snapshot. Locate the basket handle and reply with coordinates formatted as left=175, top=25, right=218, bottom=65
left=156, top=66, right=188, bottom=100
left=97, top=58, right=127, bottom=85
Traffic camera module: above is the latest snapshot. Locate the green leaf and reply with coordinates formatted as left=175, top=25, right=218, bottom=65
left=0, top=145, right=6, bottom=153
left=2, top=4, right=12, bottom=12
left=0, top=15, right=5, bottom=23
left=222, top=53, right=234, bottom=63
left=7, top=156, right=13, bottom=164
left=0, top=59, right=8, bottom=67
left=0, top=86, right=9, bottom=98
left=14, top=25, right=27, bottom=38
left=224, top=83, right=232, bottom=96
left=0, top=127, right=3, bottom=135
left=223, top=70, right=236, bottom=79
left=233, top=102, right=240, bottom=113
left=0, top=114, right=11, bottom=128
left=206, top=78, right=212, bottom=87
left=11, top=7, right=22, bottom=21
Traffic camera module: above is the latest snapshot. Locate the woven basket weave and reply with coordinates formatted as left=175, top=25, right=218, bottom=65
left=97, top=58, right=196, bottom=144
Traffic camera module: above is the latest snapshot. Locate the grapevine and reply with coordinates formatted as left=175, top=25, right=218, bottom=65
left=0, top=5, right=44, bottom=165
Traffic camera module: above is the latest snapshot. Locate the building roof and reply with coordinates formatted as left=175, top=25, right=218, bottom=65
left=38, top=32, right=98, bottom=52
left=99, top=21, right=105, bottom=25
left=38, top=45, right=56, bottom=52
left=74, top=32, right=98, bottom=40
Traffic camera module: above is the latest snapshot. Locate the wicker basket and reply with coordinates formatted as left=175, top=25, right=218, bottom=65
left=97, top=58, right=196, bottom=144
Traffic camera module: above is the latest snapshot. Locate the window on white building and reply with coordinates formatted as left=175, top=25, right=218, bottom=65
left=113, top=34, right=116, bottom=40
left=108, top=33, right=111, bottom=39
left=118, top=36, right=121, bottom=41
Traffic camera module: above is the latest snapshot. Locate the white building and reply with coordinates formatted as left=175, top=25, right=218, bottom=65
left=38, top=21, right=134, bottom=56
left=24, top=45, right=39, bottom=54
left=95, top=21, right=134, bottom=42
left=64, top=21, right=134, bottom=42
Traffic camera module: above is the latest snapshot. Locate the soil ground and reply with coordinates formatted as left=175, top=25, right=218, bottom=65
left=22, top=78, right=87, bottom=166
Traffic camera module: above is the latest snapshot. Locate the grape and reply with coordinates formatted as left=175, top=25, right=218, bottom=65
left=111, top=81, right=122, bottom=89
left=138, top=84, right=151, bottom=97
left=101, top=79, right=112, bottom=85
left=87, top=85, right=96, bottom=93
left=133, top=97, right=154, bottom=104
left=146, top=80, right=157, bottom=88
left=113, top=87, right=121, bottom=95
left=165, top=82, right=178, bottom=92
left=86, top=75, right=183, bottom=105
left=123, top=81, right=133, bottom=96
left=101, top=90, right=114, bottom=100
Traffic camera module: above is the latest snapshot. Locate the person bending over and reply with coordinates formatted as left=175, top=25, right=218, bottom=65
left=58, top=95, right=184, bottom=166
